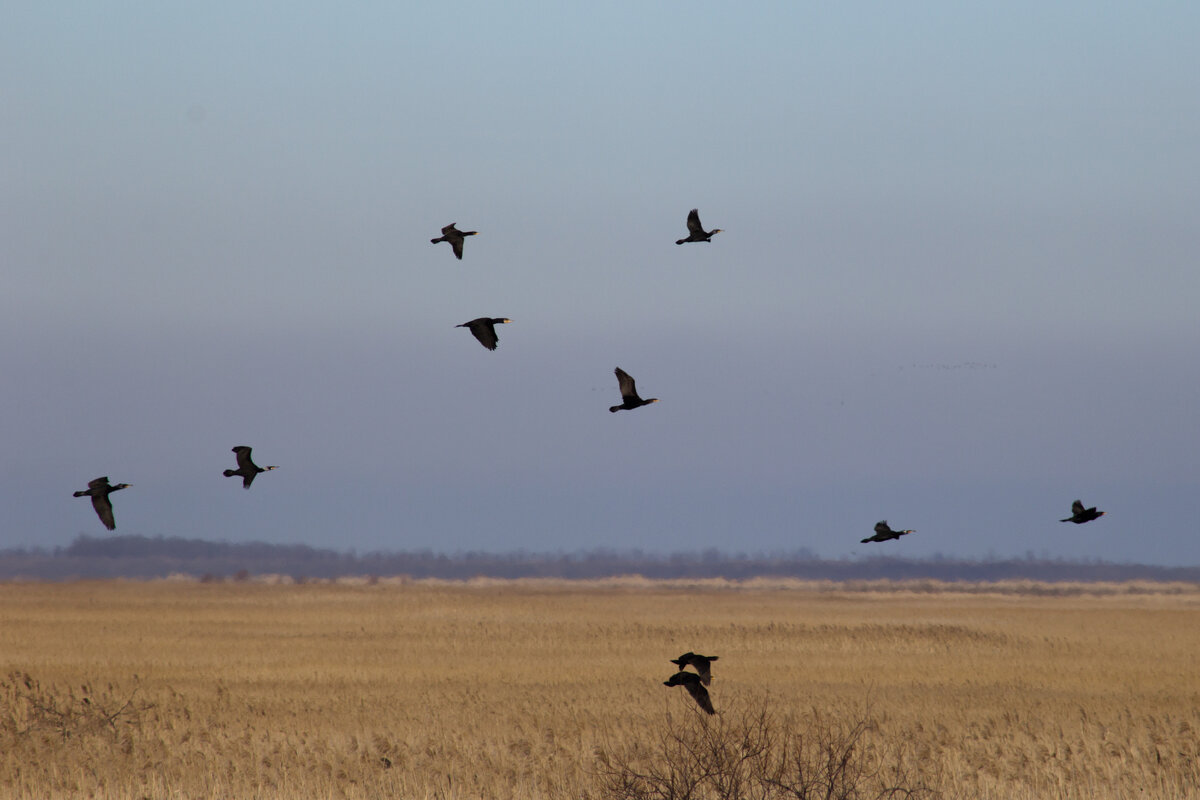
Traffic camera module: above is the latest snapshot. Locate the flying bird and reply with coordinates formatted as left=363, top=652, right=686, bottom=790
left=456, top=317, right=511, bottom=351
left=664, top=671, right=715, bottom=714
left=72, top=477, right=131, bottom=531
left=609, top=367, right=658, bottom=413
left=675, top=208, right=722, bottom=245
left=861, top=521, right=915, bottom=544
left=431, top=223, right=477, bottom=260
left=1060, top=500, right=1105, bottom=524
left=671, top=652, right=719, bottom=686
left=223, top=446, right=278, bottom=490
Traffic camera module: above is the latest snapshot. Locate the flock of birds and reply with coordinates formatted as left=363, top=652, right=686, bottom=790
left=68, top=208, right=1110, bottom=717
left=70, top=207, right=1108, bottom=548
left=67, top=210, right=715, bottom=532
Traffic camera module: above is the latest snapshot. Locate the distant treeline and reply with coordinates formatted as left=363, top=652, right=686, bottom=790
left=0, top=535, right=1197, bottom=583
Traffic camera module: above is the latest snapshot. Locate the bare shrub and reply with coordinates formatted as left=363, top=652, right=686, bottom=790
left=593, top=696, right=940, bottom=800
left=0, top=671, right=151, bottom=743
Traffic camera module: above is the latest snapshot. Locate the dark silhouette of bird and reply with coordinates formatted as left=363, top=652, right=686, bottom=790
left=1061, top=500, right=1105, bottom=524
left=223, top=446, right=278, bottom=490
left=861, top=520, right=915, bottom=544
left=664, top=671, right=715, bottom=714
left=457, top=317, right=511, bottom=351
left=431, top=223, right=477, bottom=260
left=675, top=208, right=722, bottom=245
left=609, top=367, right=658, bottom=413
left=671, top=652, right=719, bottom=686
left=72, top=477, right=131, bottom=531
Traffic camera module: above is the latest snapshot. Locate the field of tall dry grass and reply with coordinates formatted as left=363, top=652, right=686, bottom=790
left=1, top=577, right=1197, bottom=799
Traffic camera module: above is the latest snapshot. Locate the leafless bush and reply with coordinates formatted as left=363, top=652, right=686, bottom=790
left=593, top=696, right=940, bottom=800
left=0, top=671, right=151, bottom=743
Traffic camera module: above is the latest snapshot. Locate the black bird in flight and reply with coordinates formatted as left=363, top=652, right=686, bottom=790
left=675, top=208, right=722, bottom=245
left=861, top=520, right=915, bottom=544
left=73, top=477, right=131, bottom=531
left=1060, top=500, right=1105, bottom=524
left=457, top=317, right=511, bottom=351
left=431, top=223, right=477, bottom=260
left=664, top=671, right=715, bottom=714
left=223, top=446, right=278, bottom=490
left=671, top=652, right=719, bottom=686
left=609, top=367, right=658, bottom=413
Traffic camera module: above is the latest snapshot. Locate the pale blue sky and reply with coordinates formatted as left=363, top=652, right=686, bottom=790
left=3, top=3, right=1198, bottom=563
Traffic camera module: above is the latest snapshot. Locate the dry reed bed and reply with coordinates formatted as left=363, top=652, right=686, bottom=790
left=1, top=579, right=1197, bottom=799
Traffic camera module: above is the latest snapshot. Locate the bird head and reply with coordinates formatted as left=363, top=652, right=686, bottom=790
left=647, top=398, right=659, bottom=404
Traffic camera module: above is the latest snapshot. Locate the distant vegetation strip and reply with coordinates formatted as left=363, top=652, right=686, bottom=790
left=1, top=534, right=1198, bottom=584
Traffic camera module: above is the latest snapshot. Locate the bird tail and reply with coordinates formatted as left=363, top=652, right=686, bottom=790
left=1059, top=518, right=1072, bottom=523
left=72, top=490, right=88, bottom=497
left=609, top=406, right=621, bottom=413
left=860, top=537, right=872, bottom=543
left=430, top=236, right=444, bottom=244
left=223, top=469, right=238, bottom=478
left=675, top=239, right=686, bottom=245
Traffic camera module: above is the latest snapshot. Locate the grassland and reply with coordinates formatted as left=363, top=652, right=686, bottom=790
left=1, top=577, right=1198, bottom=799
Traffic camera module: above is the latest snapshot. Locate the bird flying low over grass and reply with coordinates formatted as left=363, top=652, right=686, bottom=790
left=1061, top=500, right=1105, bottom=524
left=73, top=477, right=131, bottom=531
left=431, top=223, right=477, bottom=260
left=457, top=317, right=511, bottom=351
left=671, top=652, right=719, bottom=686
left=675, top=208, right=722, bottom=245
left=664, top=670, right=715, bottom=714
left=609, top=367, right=658, bottom=413
left=223, top=446, right=278, bottom=490
left=861, top=520, right=915, bottom=544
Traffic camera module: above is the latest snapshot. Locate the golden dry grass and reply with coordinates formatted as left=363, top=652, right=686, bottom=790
left=1, top=578, right=1198, bottom=799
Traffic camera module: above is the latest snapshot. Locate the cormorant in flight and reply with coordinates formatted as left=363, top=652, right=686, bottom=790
left=671, top=652, right=719, bottom=686
left=73, top=477, right=131, bottom=531
left=431, top=223, right=477, bottom=260
left=675, top=209, right=722, bottom=245
left=861, top=520, right=914, bottom=544
left=664, top=671, right=715, bottom=714
left=223, top=446, right=278, bottom=490
left=457, top=318, right=511, bottom=351
left=609, top=368, right=659, bottom=413
left=1060, top=500, right=1105, bottom=524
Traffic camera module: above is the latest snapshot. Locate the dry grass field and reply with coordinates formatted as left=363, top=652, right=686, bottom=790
left=1, top=577, right=1198, bottom=799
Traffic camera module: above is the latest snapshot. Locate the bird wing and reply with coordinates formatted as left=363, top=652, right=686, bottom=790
left=469, top=320, right=498, bottom=350
left=694, top=660, right=713, bottom=686
left=242, top=472, right=256, bottom=489
left=451, top=237, right=465, bottom=259
left=686, top=680, right=715, bottom=714
left=441, top=224, right=459, bottom=236
left=88, top=477, right=111, bottom=491
left=91, top=494, right=116, bottom=530
left=1071, top=500, right=1085, bottom=516
left=234, top=447, right=256, bottom=471
left=686, top=208, right=703, bottom=234
left=614, top=368, right=639, bottom=401
left=874, top=521, right=890, bottom=535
